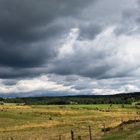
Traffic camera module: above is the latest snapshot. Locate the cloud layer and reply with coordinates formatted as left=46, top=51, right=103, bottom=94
left=0, top=0, right=140, bottom=96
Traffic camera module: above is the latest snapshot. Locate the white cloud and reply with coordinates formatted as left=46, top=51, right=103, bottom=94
left=0, top=75, right=78, bottom=94
left=58, top=28, right=79, bottom=58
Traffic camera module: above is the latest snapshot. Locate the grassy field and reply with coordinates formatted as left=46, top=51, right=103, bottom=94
left=0, top=104, right=139, bottom=140
left=101, top=123, right=140, bottom=140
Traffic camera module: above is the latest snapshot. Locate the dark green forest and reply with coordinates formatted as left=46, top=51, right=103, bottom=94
left=0, top=92, right=140, bottom=105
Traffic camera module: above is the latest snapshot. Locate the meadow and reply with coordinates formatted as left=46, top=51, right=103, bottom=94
left=0, top=103, right=140, bottom=140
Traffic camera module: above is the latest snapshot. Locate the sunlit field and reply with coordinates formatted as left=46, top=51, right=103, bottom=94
left=0, top=104, right=140, bottom=140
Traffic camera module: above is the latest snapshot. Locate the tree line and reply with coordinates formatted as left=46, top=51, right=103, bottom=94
left=0, top=92, right=140, bottom=105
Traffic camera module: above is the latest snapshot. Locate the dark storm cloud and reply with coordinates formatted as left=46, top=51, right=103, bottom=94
left=0, top=0, right=94, bottom=43
left=0, top=67, right=32, bottom=79
left=0, top=43, right=47, bottom=67
left=0, top=67, right=49, bottom=79
left=0, top=0, right=96, bottom=71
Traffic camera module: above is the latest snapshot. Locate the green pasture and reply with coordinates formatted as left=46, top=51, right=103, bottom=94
left=0, top=104, right=139, bottom=140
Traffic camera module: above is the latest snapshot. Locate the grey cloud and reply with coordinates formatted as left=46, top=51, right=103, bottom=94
left=0, top=0, right=95, bottom=43
left=47, top=42, right=115, bottom=79
left=0, top=67, right=48, bottom=79
left=78, top=24, right=102, bottom=40
left=0, top=43, right=48, bottom=68
left=0, top=0, right=95, bottom=70
left=2, top=79, right=18, bottom=86
left=47, top=74, right=140, bottom=95
left=71, top=84, right=93, bottom=90
left=48, top=58, right=112, bottom=79
left=114, top=0, right=140, bottom=36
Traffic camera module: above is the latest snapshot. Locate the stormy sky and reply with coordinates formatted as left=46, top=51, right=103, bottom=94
left=0, top=0, right=140, bottom=97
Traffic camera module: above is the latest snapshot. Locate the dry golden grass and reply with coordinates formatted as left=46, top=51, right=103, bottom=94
left=0, top=104, right=31, bottom=110
left=0, top=104, right=139, bottom=140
